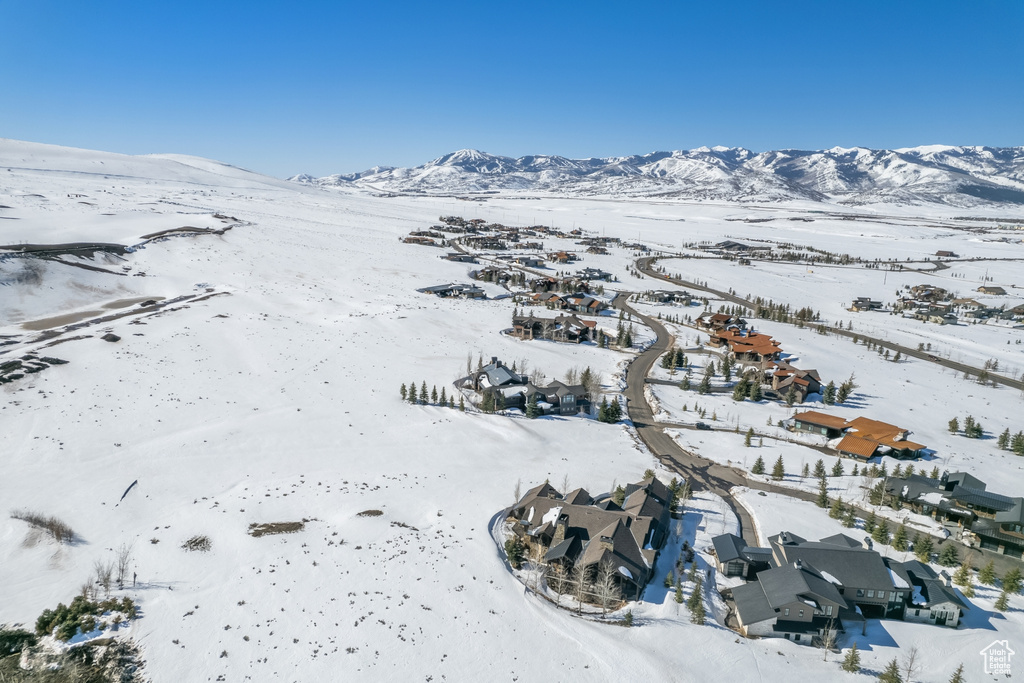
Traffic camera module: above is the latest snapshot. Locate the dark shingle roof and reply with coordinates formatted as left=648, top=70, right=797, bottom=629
left=887, top=560, right=968, bottom=610
left=770, top=533, right=894, bottom=590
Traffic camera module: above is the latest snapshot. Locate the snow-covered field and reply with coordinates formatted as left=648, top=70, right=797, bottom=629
left=2, top=138, right=1023, bottom=681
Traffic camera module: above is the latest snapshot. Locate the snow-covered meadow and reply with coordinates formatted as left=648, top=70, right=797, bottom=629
left=2, top=138, right=1023, bottom=681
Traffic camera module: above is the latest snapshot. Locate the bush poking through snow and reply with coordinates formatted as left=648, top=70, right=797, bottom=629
left=182, top=535, right=211, bottom=552
left=35, top=596, right=137, bottom=641
left=10, top=509, right=75, bottom=543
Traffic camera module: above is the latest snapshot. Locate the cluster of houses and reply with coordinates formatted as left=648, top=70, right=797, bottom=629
left=884, top=471, right=1024, bottom=559
left=717, top=530, right=968, bottom=644
left=700, top=240, right=773, bottom=256
left=895, top=284, right=959, bottom=325
left=696, top=312, right=827, bottom=403
left=512, top=313, right=596, bottom=344
left=527, top=292, right=609, bottom=315
left=786, top=410, right=928, bottom=460
left=508, top=477, right=673, bottom=600
left=460, top=358, right=590, bottom=416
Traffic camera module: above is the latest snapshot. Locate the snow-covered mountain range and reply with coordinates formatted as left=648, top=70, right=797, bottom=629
left=293, top=145, right=1024, bottom=206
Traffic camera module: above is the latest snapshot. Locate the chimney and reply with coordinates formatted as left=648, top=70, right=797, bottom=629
left=552, top=516, right=568, bottom=544
left=492, top=357, right=499, bottom=367
left=599, top=535, right=614, bottom=552
left=863, top=537, right=873, bottom=550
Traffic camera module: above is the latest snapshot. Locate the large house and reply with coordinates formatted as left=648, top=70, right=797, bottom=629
left=508, top=477, right=673, bottom=600
left=416, top=283, right=487, bottom=299
left=770, top=361, right=822, bottom=403
left=464, top=359, right=590, bottom=416
left=512, top=313, right=596, bottom=344
left=708, top=328, right=782, bottom=364
left=712, top=533, right=772, bottom=579
left=724, top=531, right=964, bottom=645
left=695, top=312, right=747, bottom=332
left=787, top=411, right=927, bottom=460
left=884, top=472, right=1024, bottom=559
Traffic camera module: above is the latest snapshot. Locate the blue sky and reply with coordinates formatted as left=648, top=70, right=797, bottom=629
left=2, top=1, right=1021, bottom=177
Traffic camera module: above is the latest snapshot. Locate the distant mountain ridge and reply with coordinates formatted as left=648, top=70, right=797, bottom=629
left=292, top=145, right=1024, bottom=207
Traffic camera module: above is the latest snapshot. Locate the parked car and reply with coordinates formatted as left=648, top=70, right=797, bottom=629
left=695, top=422, right=712, bottom=431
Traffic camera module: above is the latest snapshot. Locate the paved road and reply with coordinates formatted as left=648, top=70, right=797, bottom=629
left=636, top=256, right=1024, bottom=393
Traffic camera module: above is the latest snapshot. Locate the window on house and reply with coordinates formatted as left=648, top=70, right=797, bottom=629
left=798, top=610, right=804, bottom=618
left=856, top=589, right=864, bottom=597
left=867, top=590, right=874, bottom=598
left=915, top=609, right=921, bottom=617
left=897, top=592, right=904, bottom=600
left=784, top=608, right=789, bottom=616
left=890, top=592, right=897, bottom=602
left=794, top=634, right=801, bottom=641
left=826, top=605, right=833, bottom=616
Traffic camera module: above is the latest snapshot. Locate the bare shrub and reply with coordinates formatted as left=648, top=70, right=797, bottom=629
left=10, top=509, right=75, bottom=544
left=182, top=535, right=211, bottom=552
left=94, top=559, right=115, bottom=598
left=115, top=542, right=134, bottom=586
left=356, top=510, right=383, bottom=518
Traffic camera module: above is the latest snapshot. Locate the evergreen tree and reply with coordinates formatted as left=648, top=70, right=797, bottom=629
left=994, top=591, right=1009, bottom=611
left=892, top=464, right=902, bottom=478
left=864, top=511, right=877, bottom=534
left=842, top=507, right=857, bottom=528
left=751, top=456, right=765, bottom=475
left=872, top=519, right=891, bottom=545
left=612, top=485, right=626, bottom=506
left=747, top=381, right=762, bottom=401
left=785, top=384, right=798, bottom=406
left=400, top=383, right=407, bottom=400
left=698, top=374, right=711, bottom=395
left=929, top=466, right=939, bottom=479
left=675, top=581, right=683, bottom=604
left=878, top=657, right=903, bottom=683
left=813, top=459, right=827, bottom=478
left=998, top=428, right=1011, bottom=450
left=978, top=560, right=996, bottom=586
left=938, top=544, right=960, bottom=567
left=449, top=396, right=456, bottom=409
left=947, top=664, right=964, bottom=683
left=801, top=463, right=810, bottom=478
left=1003, top=566, right=1023, bottom=594
left=623, top=331, right=633, bottom=348
left=852, top=463, right=860, bottom=476
left=913, top=534, right=933, bottom=563
left=892, top=524, right=908, bottom=552
left=459, top=395, right=465, bottom=411
left=732, top=379, right=748, bottom=401
left=598, top=396, right=610, bottom=422
left=526, top=393, right=541, bottom=419
left=771, top=456, right=785, bottom=481
left=948, top=417, right=959, bottom=433
left=480, top=391, right=495, bottom=413
left=680, top=374, right=691, bottom=391
left=420, top=381, right=428, bottom=404
left=408, top=382, right=418, bottom=404
left=439, top=386, right=447, bottom=405
left=828, top=497, right=844, bottom=519
left=744, top=427, right=754, bottom=447
left=431, top=386, right=438, bottom=404
left=841, top=643, right=861, bottom=673
left=816, top=477, right=829, bottom=508
left=823, top=380, right=836, bottom=405
left=1012, top=431, right=1024, bottom=456
left=836, top=382, right=850, bottom=403
left=831, top=460, right=844, bottom=477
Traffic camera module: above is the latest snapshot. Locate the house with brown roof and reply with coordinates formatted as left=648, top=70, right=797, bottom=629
left=785, top=412, right=927, bottom=461
left=771, top=363, right=822, bottom=403
left=978, top=286, right=1007, bottom=295
left=696, top=312, right=747, bottom=332
left=508, top=476, right=674, bottom=600
left=709, top=328, right=783, bottom=363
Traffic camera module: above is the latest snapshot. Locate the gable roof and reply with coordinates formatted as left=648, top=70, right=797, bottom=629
left=835, top=435, right=880, bottom=459
left=792, top=411, right=847, bottom=430
left=769, top=532, right=895, bottom=590
left=887, top=560, right=968, bottom=610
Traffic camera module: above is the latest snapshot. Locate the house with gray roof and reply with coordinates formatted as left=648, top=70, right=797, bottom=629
left=508, top=476, right=674, bottom=601
left=769, top=531, right=903, bottom=619
left=711, top=533, right=772, bottom=579
left=887, top=560, right=967, bottom=628
left=731, top=561, right=848, bottom=643
left=884, top=471, right=1024, bottom=559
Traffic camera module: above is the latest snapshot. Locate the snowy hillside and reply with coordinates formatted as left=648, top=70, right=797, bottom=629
left=3, top=138, right=1024, bottom=682
left=293, top=145, right=1024, bottom=207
